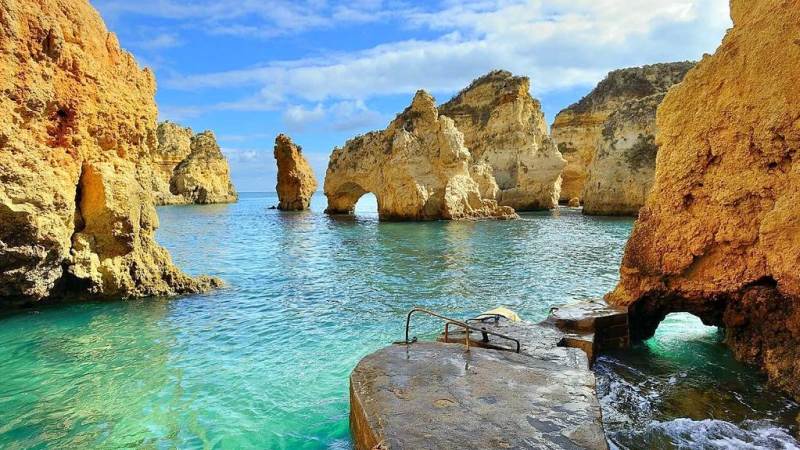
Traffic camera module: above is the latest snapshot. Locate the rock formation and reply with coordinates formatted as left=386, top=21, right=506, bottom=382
left=552, top=62, right=694, bottom=205
left=439, top=71, right=565, bottom=210
left=0, top=0, right=219, bottom=306
left=607, top=0, right=800, bottom=400
left=151, top=121, right=237, bottom=205
left=324, top=91, right=516, bottom=220
left=274, top=134, right=317, bottom=210
left=581, top=94, right=662, bottom=216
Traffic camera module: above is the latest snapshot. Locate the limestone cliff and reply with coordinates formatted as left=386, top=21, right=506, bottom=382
left=0, top=0, right=218, bottom=305
left=607, top=0, right=800, bottom=400
left=582, top=94, right=662, bottom=216
left=151, top=122, right=237, bottom=205
left=324, top=91, right=516, bottom=220
left=274, top=134, right=317, bottom=210
left=170, top=131, right=238, bottom=204
left=439, top=71, right=565, bottom=210
left=552, top=62, right=694, bottom=204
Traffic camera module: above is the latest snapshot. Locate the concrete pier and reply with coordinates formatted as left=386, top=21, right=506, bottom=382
left=349, top=300, right=628, bottom=450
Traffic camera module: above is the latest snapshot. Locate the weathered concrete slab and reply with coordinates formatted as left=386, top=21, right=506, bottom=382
left=350, top=342, right=607, bottom=450
left=350, top=300, right=629, bottom=449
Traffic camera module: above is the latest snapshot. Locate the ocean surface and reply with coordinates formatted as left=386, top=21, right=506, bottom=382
left=0, top=192, right=797, bottom=449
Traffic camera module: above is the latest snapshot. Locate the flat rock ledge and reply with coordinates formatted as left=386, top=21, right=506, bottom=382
left=350, top=300, right=628, bottom=450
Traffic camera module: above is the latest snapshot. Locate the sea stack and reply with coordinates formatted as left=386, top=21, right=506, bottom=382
left=551, top=62, right=694, bottom=207
left=0, top=0, right=219, bottom=305
left=324, top=91, right=516, bottom=220
left=607, top=0, right=800, bottom=400
left=274, top=134, right=318, bottom=210
left=439, top=71, right=566, bottom=210
left=151, top=122, right=238, bottom=205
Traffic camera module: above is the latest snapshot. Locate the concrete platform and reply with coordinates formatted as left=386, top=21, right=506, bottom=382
left=349, top=300, right=629, bottom=450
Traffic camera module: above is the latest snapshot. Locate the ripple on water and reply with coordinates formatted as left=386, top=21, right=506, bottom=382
left=0, top=193, right=795, bottom=449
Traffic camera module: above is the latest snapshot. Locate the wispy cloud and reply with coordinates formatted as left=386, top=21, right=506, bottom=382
left=162, top=0, right=730, bottom=104
left=94, top=0, right=406, bottom=39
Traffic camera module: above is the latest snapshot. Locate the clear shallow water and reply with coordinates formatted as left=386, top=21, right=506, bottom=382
left=0, top=192, right=796, bottom=449
left=598, top=313, right=800, bottom=449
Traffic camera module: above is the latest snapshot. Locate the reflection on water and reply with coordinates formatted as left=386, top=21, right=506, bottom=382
left=0, top=193, right=795, bottom=448
left=598, top=313, right=800, bottom=449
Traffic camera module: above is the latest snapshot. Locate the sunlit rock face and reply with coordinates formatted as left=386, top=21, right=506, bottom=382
left=0, top=0, right=219, bottom=306
left=151, top=122, right=237, bottom=205
left=439, top=71, right=565, bottom=210
left=552, top=62, right=694, bottom=205
left=607, top=0, right=800, bottom=400
left=581, top=94, right=662, bottom=216
left=324, top=91, right=517, bottom=220
left=274, top=134, right=317, bottom=211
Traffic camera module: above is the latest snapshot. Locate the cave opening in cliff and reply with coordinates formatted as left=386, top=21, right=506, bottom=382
left=353, top=192, right=378, bottom=217
left=626, top=294, right=727, bottom=342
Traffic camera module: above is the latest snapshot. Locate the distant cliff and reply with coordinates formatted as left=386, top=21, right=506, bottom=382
left=440, top=71, right=565, bottom=210
left=552, top=62, right=694, bottom=207
left=0, top=0, right=218, bottom=305
left=581, top=94, right=663, bottom=216
left=151, top=122, right=237, bottom=205
left=274, top=134, right=317, bottom=211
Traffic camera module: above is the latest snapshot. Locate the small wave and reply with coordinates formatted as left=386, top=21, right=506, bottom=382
left=609, top=419, right=800, bottom=450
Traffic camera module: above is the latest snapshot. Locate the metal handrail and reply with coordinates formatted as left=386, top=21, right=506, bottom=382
left=404, top=307, right=521, bottom=353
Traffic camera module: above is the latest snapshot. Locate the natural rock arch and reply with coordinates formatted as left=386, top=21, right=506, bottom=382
left=607, top=0, right=800, bottom=400
left=324, top=91, right=516, bottom=221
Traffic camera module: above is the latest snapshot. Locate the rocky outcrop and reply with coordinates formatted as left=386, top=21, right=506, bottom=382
left=439, top=71, right=565, bottom=210
left=274, top=134, right=317, bottom=210
left=581, top=94, right=662, bottom=216
left=607, top=0, right=800, bottom=400
left=0, top=0, right=219, bottom=306
left=151, top=122, right=237, bottom=205
left=324, top=91, right=516, bottom=220
left=552, top=62, right=694, bottom=204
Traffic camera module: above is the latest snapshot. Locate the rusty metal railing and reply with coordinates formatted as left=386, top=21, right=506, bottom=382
left=404, top=307, right=521, bottom=353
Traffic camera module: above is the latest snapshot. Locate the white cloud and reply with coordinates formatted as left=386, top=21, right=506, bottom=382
left=135, top=32, right=182, bottom=50
left=282, top=100, right=385, bottom=132
left=94, top=0, right=404, bottom=39
left=162, top=0, right=730, bottom=106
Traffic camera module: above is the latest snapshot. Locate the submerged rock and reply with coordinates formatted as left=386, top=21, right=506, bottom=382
left=582, top=94, right=663, bottom=216
left=551, top=62, right=694, bottom=206
left=324, top=91, right=516, bottom=220
left=274, top=134, right=317, bottom=210
left=151, top=122, right=237, bottom=205
left=607, top=0, right=800, bottom=401
left=0, top=0, right=219, bottom=305
left=439, top=71, right=566, bottom=210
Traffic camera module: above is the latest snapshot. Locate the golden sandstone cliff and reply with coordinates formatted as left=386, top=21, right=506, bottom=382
left=274, top=134, right=317, bottom=210
left=324, top=91, right=516, bottom=220
left=552, top=62, right=694, bottom=207
left=439, top=71, right=565, bottom=210
left=582, top=94, right=662, bottom=216
left=608, top=0, right=800, bottom=400
left=151, top=121, right=237, bottom=205
left=0, top=0, right=218, bottom=305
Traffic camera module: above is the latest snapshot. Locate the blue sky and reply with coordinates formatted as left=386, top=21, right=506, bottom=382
left=92, top=0, right=731, bottom=192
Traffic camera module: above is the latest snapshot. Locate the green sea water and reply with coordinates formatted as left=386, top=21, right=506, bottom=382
left=0, top=192, right=797, bottom=449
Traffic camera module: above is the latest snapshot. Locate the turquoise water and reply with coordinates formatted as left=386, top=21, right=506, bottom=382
left=598, top=313, right=800, bottom=449
left=0, top=192, right=796, bottom=448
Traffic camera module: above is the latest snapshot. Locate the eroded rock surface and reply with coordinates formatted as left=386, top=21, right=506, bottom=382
left=151, top=122, right=237, bottom=205
left=0, top=0, right=218, bottom=305
left=274, top=134, right=317, bottom=210
left=582, top=94, right=662, bottom=216
left=607, top=0, right=800, bottom=400
left=552, top=62, right=694, bottom=205
left=324, top=91, right=516, bottom=220
left=439, top=71, right=565, bottom=210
